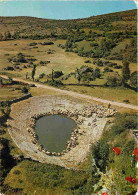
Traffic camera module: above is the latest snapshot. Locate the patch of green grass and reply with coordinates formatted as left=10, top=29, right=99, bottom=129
left=4, top=160, right=93, bottom=195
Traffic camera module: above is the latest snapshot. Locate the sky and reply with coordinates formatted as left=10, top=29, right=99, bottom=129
left=0, top=1, right=137, bottom=20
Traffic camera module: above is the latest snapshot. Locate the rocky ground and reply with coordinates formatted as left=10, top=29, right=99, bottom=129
left=7, top=95, right=116, bottom=168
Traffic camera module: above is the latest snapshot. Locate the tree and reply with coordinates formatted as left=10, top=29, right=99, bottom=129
left=26, top=72, right=28, bottom=80
left=65, top=39, right=73, bottom=49
left=130, top=71, right=137, bottom=88
left=31, top=65, right=36, bottom=81
left=13, top=31, right=20, bottom=39
left=0, top=77, right=3, bottom=85
left=0, top=33, right=3, bottom=41
left=7, top=31, right=11, bottom=39
left=94, top=68, right=101, bottom=78
left=4, top=32, right=7, bottom=40
left=52, top=69, right=54, bottom=82
left=8, top=76, right=13, bottom=84
left=76, top=68, right=81, bottom=83
left=106, top=76, right=118, bottom=87
left=122, top=61, right=130, bottom=86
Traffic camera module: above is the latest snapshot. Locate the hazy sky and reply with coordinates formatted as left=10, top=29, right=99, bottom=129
left=0, top=1, right=137, bottom=19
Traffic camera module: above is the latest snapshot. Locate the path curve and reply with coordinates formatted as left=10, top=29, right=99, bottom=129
left=0, top=75, right=137, bottom=110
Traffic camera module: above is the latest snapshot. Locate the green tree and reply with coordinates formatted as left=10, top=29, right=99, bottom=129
left=0, top=77, right=3, bottom=85
left=8, top=76, right=13, bottom=84
left=76, top=68, right=81, bottom=83
left=106, top=76, right=118, bottom=87
left=0, top=33, right=3, bottom=41
left=122, top=61, right=130, bottom=86
left=65, top=39, right=73, bottom=49
left=130, top=71, right=137, bottom=88
left=94, top=68, right=101, bottom=78
left=52, top=69, right=54, bottom=82
left=31, top=65, right=36, bottom=81
left=7, top=31, right=11, bottom=39
left=4, top=32, right=7, bottom=40
left=13, top=31, right=20, bottom=39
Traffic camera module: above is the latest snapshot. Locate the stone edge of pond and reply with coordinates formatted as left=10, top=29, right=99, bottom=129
left=27, top=99, right=117, bottom=157
left=7, top=95, right=117, bottom=168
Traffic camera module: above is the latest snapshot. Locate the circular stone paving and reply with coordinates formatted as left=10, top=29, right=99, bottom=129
left=7, top=95, right=116, bottom=168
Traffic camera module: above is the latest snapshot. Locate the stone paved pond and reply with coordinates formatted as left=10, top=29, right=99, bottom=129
left=34, top=115, right=76, bottom=153
left=7, top=95, right=115, bottom=167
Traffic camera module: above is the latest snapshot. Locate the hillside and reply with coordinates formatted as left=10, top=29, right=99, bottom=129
left=0, top=9, right=137, bottom=34
left=0, top=9, right=137, bottom=195
left=0, top=9, right=137, bottom=105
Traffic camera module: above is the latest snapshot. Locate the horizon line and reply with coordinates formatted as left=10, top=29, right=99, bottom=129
left=0, top=8, right=136, bottom=21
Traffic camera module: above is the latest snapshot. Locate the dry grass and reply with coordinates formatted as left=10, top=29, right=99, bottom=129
left=29, top=87, right=60, bottom=96
left=64, top=85, right=137, bottom=105
left=0, top=39, right=137, bottom=107
left=0, top=87, right=22, bottom=101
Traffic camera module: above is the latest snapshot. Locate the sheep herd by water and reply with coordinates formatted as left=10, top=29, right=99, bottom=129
left=27, top=104, right=117, bottom=157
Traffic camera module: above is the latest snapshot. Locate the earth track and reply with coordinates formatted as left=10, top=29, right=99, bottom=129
left=0, top=75, right=137, bottom=110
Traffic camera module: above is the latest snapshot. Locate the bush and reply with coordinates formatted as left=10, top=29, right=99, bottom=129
left=47, top=79, right=63, bottom=87
left=104, top=67, right=113, bottom=73
left=90, top=42, right=98, bottom=47
left=130, top=71, right=137, bottom=88
left=29, top=42, right=37, bottom=46
left=108, top=114, right=137, bottom=137
left=106, top=76, right=119, bottom=87
left=123, top=99, right=130, bottom=103
left=84, top=60, right=91, bottom=63
left=53, top=71, right=64, bottom=78
left=91, top=140, right=109, bottom=172
left=39, top=73, right=45, bottom=78
left=40, top=42, right=54, bottom=45
left=94, top=68, right=101, bottom=78
left=21, top=87, right=28, bottom=94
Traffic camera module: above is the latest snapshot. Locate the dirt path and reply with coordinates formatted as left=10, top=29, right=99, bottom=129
left=0, top=75, right=138, bottom=110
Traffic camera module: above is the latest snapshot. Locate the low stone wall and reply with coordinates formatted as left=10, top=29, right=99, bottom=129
left=7, top=95, right=117, bottom=168
left=0, top=93, right=32, bottom=106
left=8, top=93, right=32, bottom=105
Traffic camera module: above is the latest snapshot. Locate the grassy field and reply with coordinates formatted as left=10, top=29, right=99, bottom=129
left=0, top=85, right=23, bottom=101
left=63, top=85, right=137, bottom=105
left=0, top=38, right=137, bottom=106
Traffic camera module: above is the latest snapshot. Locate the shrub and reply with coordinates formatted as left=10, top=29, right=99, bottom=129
left=84, top=60, right=91, bottom=63
left=130, top=71, right=137, bottom=88
left=108, top=114, right=137, bottom=137
left=123, top=100, right=130, bottom=103
left=39, top=73, right=45, bottom=78
left=53, top=71, right=64, bottom=78
left=90, top=42, right=98, bottom=47
left=104, top=67, right=113, bottom=73
left=106, top=76, right=119, bottom=87
left=91, top=140, right=109, bottom=172
left=47, top=79, right=63, bottom=87
left=29, top=42, right=37, bottom=46
left=94, top=68, right=101, bottom=78
left=40, top=42, right=54, bottom=45
left=21, top=87, right=28, bottom=94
